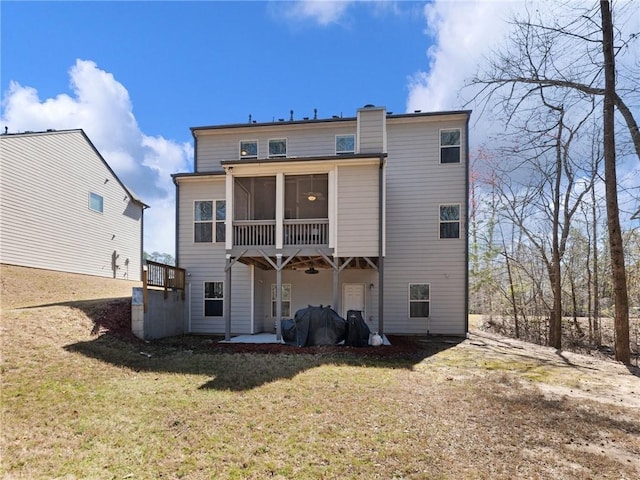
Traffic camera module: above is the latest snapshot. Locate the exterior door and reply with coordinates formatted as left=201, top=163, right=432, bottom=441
left=343, top=283, right=365, bottom=318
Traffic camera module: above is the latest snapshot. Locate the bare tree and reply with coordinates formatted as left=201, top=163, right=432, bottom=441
left=468, top=0, right=636, bottom=363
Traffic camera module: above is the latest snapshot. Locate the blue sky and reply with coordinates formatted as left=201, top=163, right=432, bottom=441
left=2, top=1, right=638, bottom=255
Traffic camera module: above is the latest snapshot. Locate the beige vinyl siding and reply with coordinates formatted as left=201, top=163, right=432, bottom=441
left=0, top=131, right=143, bottom=281
left=195, top=123, right=357, bottom=171
left=336, top=164, right=379, bottom=257
left=357, top=108, right=386, bottom=154
left=382, top=119, right=467, bottom=335
left=177, top=177, right=252, bottom=334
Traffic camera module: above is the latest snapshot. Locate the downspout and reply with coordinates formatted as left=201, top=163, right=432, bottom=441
left=378, top=154, right=385, bottom=335
left=173, top=177, right=180, bottom=266
left=464, top=113, right=471, bottom=336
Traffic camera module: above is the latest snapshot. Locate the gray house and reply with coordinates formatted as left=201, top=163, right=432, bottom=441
left=173, top=105, right=470, bottom=337
left=0, top=129, right=147, bottom=281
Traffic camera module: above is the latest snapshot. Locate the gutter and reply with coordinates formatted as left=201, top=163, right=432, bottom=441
left=378, top=154, right=385, bottom=335
left=464, top=112, right=471, bottom=336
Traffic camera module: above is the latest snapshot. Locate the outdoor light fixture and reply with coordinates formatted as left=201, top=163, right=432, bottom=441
left=307, top=193, right=317, bottom=202
left=305, top=265, right=319, bottom=275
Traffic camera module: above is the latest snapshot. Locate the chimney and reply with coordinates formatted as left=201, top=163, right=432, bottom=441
left=356, top=105, right=387, bottom=154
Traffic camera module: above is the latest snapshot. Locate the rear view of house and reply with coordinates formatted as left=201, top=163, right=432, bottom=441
left=173, top=105, right=470, bottom=337
left=0, top=129, right=147, bottom=281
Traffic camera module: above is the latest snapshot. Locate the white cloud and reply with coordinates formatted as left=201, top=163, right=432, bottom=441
left=407, top=0, right=518, bottom=114
left=276, top=0, right=353, bottom=26
left=0, top=59, right=192, bottom=255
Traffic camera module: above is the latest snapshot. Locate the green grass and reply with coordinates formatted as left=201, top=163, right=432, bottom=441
left=2, top=267, right=640, bottom=479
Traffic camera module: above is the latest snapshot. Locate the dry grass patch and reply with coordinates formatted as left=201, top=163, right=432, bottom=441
left=2, top=266, right=640, bottom=479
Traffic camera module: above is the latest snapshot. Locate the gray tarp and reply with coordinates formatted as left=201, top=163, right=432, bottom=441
left=281, top=305, right=347, bottom=347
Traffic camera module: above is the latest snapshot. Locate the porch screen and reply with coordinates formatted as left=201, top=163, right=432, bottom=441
left=234, top=177, right=276, bottom=220
left=284, top=174, right=328, bottom=219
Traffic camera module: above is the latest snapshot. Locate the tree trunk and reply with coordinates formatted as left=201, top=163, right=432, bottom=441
left=601, top=0, right=630, bottom=364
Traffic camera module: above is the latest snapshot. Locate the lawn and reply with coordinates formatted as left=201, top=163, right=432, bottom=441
left=1, top=265, right=639, bottom=479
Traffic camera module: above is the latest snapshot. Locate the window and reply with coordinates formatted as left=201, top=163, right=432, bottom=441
left=440, top=129, right=461, bottom=164
left=204, top=281, right=223, bottom=317
left=336, top=134, right=355, bottom=154
left=89, top=192, right=103, bottom=213
left=440, top=204, right=460, bottom=239
left=240, top=140, right=258, bottom=159
left=271, top=283, right=291, bottom=317
left=194, top=200, right=226, bottom=243
left=409, top=283, right=430, bottom=318
left=268, top=138, right=287, bottom=157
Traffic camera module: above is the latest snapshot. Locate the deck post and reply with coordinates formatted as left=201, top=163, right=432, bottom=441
left=224, top=255, right=232, bottom=341
left=276, top=254, right=283, bottom=341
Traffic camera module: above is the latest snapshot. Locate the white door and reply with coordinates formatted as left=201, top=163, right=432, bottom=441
left=343, top=283, right=365, bottom=318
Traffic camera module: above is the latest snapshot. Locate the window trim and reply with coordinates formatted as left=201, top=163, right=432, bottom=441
left=89, top=192, right=104, bottom=213
left=439, top=203, right=461, bottom=239
left=239, top=140, right=258, bottom=159
left=408, top=283, right=430, bottom=318
left=335, top=134, right=356, bottom=154
left=271, top=283, right=292, bottom=318
left=194, top=199, right=226, bottom=244
left=439, top=128, right=461, bottom=164
left=204, top=281, right=224, bottom=317
left=268, top=138, right=287, bottom=158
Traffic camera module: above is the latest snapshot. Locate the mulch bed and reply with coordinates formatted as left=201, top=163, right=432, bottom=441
left=92, top=298, right=463, bottom=359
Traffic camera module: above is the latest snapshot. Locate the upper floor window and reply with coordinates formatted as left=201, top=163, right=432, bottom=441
left=268, top=138, right=287, bottom=158
left=439, top=204, right=460, bottom=239
left=194, top=200, right=226, bottom=243
left=440, top=129, right=461, bottom=164
left=336, top=134, right=355, bottom=154
left=409, top=283, right=430, bottom=318
left=240, top=140, right=258, bottom=159
left=89, top=192, right=103, bottom=213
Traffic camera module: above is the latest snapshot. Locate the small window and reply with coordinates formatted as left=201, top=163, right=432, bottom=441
left=271, top=284, right=291, bottom=317
left=268, top=138, right=287, bottom=157
left=336, top=134, right=355, bottom=154
left=204, top=281, right=223, bottom=317
left=194, top=201, right=213, bottom=243
left=440, top=204, right=460, bottom=239
left=440, top=129, right=461, bottom=164
left=89, top=192, right=103, bottom=213
left=240, top=140, right=258, bottom=159
left=194, top=200, right=225, bottom=243
left=409, top=283, right=430, bottom=318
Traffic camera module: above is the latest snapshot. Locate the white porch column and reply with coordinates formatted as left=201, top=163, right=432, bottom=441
left=225, top=172, right=234, bottom=250
left=276, top=173, right=284, bottom=249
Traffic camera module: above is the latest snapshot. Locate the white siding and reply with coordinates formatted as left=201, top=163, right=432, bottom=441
left=195, top=122, right=357, bottom=171
left=177, top=177, right=252, bottom=334
left=0, top=131, right=143, bottom=281
left=357, top=107, right=386, bottom=154
left=336, top=164, right=379, bottom=257
left=383, top=119, right=467, bottom=335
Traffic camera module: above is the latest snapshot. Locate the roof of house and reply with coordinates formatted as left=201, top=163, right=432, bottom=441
left=1, top=128, right=149, bottom=209
left=190, top=108, right=472, bottom=135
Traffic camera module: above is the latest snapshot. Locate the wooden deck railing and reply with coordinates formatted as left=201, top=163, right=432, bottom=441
left=143, top=260, right=186, bottom=305
left=232, top=219, right=329, bottom=247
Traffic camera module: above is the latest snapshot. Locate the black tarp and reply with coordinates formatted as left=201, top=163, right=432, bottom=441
left=344, top=310, right=370, bottom=347
left=281, top=305, right=347, bottom=347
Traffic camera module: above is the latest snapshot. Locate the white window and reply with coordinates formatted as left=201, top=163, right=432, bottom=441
left=271, top=283, right=291, bottom=317
left=194, top=200, right=226, bottom=243
left=268, top=138, right=287, bottom=158
left=409, top=283, right=430, bottom=318
left=89, top=192, right=103, bottom=213
left=440, top=129, right=461, bottom=164
left=439, top=204, right=460, bottom=239
left=335, top=134, right=355, bottom=154
left=240, top=140, right=258, bottom=159
left=204, top=281, right=223, bottom=317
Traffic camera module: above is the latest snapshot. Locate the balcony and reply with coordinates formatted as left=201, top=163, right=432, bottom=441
left=233, top=219, right=328, bottom=247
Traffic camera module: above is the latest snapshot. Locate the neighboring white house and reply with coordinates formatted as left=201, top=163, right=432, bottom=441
left=173, top=105, right=470, bottom=337
left=0, top=129, right=147, bottom=281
